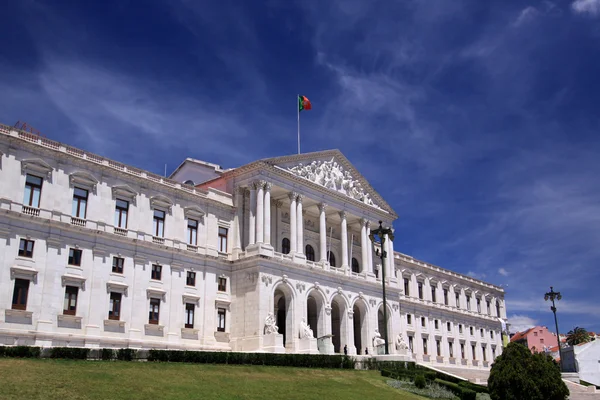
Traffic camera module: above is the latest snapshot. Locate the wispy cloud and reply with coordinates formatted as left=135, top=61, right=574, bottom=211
left=513, top=6, right=540, bottom=27
left=498, top=268, right=509, bottom=276
left=572, top=0, right=600, bottom=16
left=508, top=314, right=539, bottom=333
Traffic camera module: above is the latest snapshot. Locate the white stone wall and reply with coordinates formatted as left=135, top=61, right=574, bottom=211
left=0, top=129, right=506, bottom=369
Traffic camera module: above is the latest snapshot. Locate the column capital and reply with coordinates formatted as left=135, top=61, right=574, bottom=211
left=319, top=203, right=327, bottom=212
left=339, top=210, right=347, bottom=220
left=360, top=217, right=369, bottom=227
left=296, top=194, right=304, bottom=203
left=288, top=191, right=299, bottom=201
left=235, top=186, right=246, bottom=195
left=253, top=180, right=266, bottom=189
left=264, top=182, right=272, bottom=191
left=274, top=199, right=283, bottom=208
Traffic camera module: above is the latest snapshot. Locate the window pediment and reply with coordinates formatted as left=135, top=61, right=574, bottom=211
left=147, top=287, right=166, bottom=301
left=184, top=206, right=205, bottom=220
left=21, top=158, right=53, bottom=180
left=150, top=195, right=173, bottom=213
left=11, top=265, right=38, bottom=283
left=112, top=184, right=138, bottom=204
left=182, top=293, right=201, bottom=305
left=69, top=171, right=99, bottom=192
left=61, top=274, right=86, bottom=290
left=106, top=281, right=128, bottom=296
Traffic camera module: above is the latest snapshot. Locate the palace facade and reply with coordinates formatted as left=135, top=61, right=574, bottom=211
left=0, top=124, right=506, bottom=368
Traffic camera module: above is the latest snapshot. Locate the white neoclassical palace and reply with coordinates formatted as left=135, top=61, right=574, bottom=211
left=0, top=123, right=507, bottom=368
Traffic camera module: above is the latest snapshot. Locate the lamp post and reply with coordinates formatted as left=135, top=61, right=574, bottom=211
left=369, top=221, right=394, bottom=355
left=544, top=287, right=563, bottom=371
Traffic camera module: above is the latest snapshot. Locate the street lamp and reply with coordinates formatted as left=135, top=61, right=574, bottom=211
left=544, top=287, right=563, bottom=371
left=369, top=221, right=394, bottom=355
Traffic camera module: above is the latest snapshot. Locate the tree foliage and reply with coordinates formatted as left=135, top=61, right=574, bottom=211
left=566, top=326, right=590, bottom=346
left=488, top=342, right=569, bottom=400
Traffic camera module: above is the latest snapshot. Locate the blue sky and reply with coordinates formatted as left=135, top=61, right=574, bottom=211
left=1, top=0, right=599, bottom=334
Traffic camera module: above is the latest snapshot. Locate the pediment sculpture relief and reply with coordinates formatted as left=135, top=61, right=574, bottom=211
left=287, top=158, right=381, bottom=209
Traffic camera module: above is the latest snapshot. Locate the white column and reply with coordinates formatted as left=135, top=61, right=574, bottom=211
left=366, top=222, right=373, bottom=274
left=388, top=231, right=395, bottom=277
left=249, top=185, right=256, bottom=246
left=289, top=192, right=297, bottom=254
left=340, top=211, right=349, bottom=269
left=360, top=218, right=368, bottom=274
left=255, top=181, right=265, bottom=243
left=264, top=182, right=271, bottom=245
left=296, top=194, right=304, bottom=255
left=384, top=233, right=390, bottom=278
left=319, top=203, right=327, bottom=262
left=234, top=187, right=244, bottom=250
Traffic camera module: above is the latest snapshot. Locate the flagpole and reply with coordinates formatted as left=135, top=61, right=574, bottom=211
left=297, top=94, right=300, bottom=154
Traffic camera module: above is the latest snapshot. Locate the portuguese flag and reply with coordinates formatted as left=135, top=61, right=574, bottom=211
left=298, top=95, right=312, bottom=112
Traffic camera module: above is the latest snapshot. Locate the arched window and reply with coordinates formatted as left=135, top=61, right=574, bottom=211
left=351, top=257, right=360, bottom=273
left=305, top=245, right=315, bottom=261
left=327, top=251, right=336, bottom=268
left=282, top=238, right=290, bottom=254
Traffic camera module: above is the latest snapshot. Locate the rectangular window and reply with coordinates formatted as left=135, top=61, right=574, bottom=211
left=18, top=239, right=34, bottom=258
left=423, top=338, right=428, bottom=355
left=444, top=288, right=448, bottom=305
left=496, top=301, right=501, bottom=317
left=218, top=227, right=228, bottom=252
left=407, top=314, right=412, bottom=325
left=461, top=343, right=465, bottom=359
left=533, top=331, right=538, bottom=337
left=185, top=303, right=195, bottom=329
left=486, top=300, right=491, bottom=315
left=217, top=308, right=226, bottom=332
left=68, top=248, right=82, bottom=266
left=408, top=336, right=414, bottom=352
left=186, top=271, right=196, bottom=287
left=187, top=219, right=198, bottom=245
left=153, top=209, right=165, bottom=237
left=449, top=341, right=454, bottom=358
left=470, top=326, right=474, bottom=336
left=492, top=347, right=496, bottom=359
left=472, top=344, right=477, bottom=360
left=151, top=264, right=162, bottom=281
left=112, top=257, right=124, bottom=274
left=466, top=295, right=471, bottom=310
left=72, top=187, right=88, bottom=219
left=403, top=278, right=410, bottom=296
left=114, top=199, right=129, bottom=228
left=459, top=324, right=463, bottom=334
left=436, top=339, right=441, bottom=356
left=63, top=286, right=78, bottom=315
left=11, top=278, right=30, bottom=310
left=481, top=328, right=484, bottom=337
left=218, top=277, right=227, bottom=292
left=540, top=338, right=544, bottom=344
left=447, top=322, right=451, bottom=331
left=431, top=287, right=437, bottom=303
left=109, top=292, right=122, bottom=320
left=23, top=174, right=43, bottom=207
left=490, top=330, right=494, bottom=339
left=477, top=298, right=481, bottom=313
left=482, top=345, right=487, bottom=362
left=421, top=317, right=426, bottom=327
left=456, top=292, right=460, bottom=308
left=418, top=282, right=423, bottom=299
left=149, top=298, right=160, bottom=325
left=434, top=319, right=439, bottom=330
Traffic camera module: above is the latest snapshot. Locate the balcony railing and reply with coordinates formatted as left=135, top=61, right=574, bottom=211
left=186, top=244, right=198, bottom=253
left=22, top=206, right=40, bottom=217
left=70, top=217, right=86, bottom=227
left=114, top=227, right=127, bottom=236
left=152, top=236, right=165, bottom=245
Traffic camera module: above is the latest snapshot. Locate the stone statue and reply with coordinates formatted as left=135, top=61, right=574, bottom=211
left=264, top=312, right=278, bottom=335
left=299, top=318, right=313, bottom=339
left=395, top=333, right=408, bottom=350
left=285, top=158, right=381, bottom=209
left=372, top=329, right=385, bottom=347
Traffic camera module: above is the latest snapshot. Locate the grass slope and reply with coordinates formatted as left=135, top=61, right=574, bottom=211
left=0, top=359, right=426, bottom=400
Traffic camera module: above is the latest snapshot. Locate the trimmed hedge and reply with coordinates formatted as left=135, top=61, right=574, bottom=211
left=49, top=347, right=89, bottom=359
left=458, top=380, right=489, bottom=394
left=435, top=379, right=477, bottom=400
left=0, top=346, right=41, bottom=358
left=116, top=348, right=135, bottom=361
left=146, top=350, right=356, bottom=369
left=101, top=348, right=114, bottom=361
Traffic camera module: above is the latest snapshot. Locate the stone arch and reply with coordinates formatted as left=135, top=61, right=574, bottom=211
left=330, top=293, right=349, bottom=354
left=376, top=302, right=394, bottom=353
left=305, top=288, right=326, bottom=339
left=281, top=237, right=290, bottom=254
left=351, top=257, right=360, bottom=273
left=351, top=297, right=370, bottom=355
left=272, top=280, right=296, bottom=348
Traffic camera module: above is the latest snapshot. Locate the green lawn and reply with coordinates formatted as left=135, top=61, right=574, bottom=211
left=0, top=359, right=426, bottom=400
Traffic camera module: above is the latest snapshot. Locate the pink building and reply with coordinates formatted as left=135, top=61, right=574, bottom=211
left=510, top=326, right=559, bottom=353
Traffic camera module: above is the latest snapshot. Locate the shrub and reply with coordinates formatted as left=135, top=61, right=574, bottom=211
left=461, top=388, right=476, bottom=400
left=414, top=374, right=426, bottom=389
left=101, top=349, right=114, bottom=361
left=0, top=346, right=40, bottom=358
left=488, top=342, right=569, bottom=400
left=424, top=371, right=437, bottom=382
left=50, top=347, right=89, bottom=359
left=458, top=380, right=489, bottom=394
left=116, top=348, right=135, bottom=361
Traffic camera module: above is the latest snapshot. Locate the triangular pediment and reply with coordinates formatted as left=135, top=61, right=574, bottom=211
left=260, top=150, right=395, bottom=215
